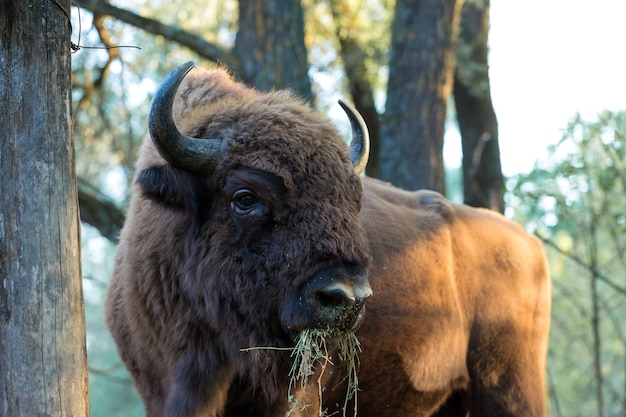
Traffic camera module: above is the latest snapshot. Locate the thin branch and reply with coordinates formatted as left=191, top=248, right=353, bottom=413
left=547, top=368, right=563, bottom=417
left=75, top=0, right=238, bottom=68
left=536, top=232, right=626, bottom=297
left=328, top=0, right=382, bottom=178
left=88, top=366, right=133, bottom=384
left=78, top=179, right=125, bottom=243
left=587, top=211, right=604, bottom=417
left=73, top=13, right=121, bottom=111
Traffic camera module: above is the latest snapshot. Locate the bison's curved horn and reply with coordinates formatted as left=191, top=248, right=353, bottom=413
left=149, top=61, right=222, bottom=175
left=338, top=100, right=370, bottom=176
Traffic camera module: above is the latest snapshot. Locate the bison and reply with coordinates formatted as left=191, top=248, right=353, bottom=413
left=105, top=62, right=551, bottom=417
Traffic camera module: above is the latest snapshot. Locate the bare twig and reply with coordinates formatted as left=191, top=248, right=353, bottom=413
left=75, top=0, right=237, bottom=68
left=535, top=232, right=626, bottom=297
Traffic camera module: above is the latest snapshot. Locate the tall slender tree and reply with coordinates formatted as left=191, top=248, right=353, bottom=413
left=380, top=0, right=464, bottom=193
left=0, top=1, right=90, bottom=415
left=328, top=0, right=382, bottom=178
left=454, top=0, right=504, bottom=212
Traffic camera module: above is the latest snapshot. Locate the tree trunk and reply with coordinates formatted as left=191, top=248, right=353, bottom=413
left=0, top=1, right=90, bottom=415
left=328, top=0, right=382, bottom=178
left=234, top=0, right=313, bottom=102
left=380, top=0, right=463, bottom=193
left=454, top=0, right=504, bottom=212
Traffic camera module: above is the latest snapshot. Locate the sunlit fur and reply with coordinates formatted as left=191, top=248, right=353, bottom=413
left=105, top=66, right=551, bottom=417
left=323, top=180, right=551, bottom=417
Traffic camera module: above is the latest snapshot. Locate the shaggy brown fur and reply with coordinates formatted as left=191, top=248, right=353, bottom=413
left=105, top=65, right=551, bottom=417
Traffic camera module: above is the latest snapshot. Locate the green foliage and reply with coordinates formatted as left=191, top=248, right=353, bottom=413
left=511, top=110, right=626, bottom=417
left=512, top=111, right=626, bottom=236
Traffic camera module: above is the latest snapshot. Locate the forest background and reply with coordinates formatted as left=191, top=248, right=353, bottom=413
left=55, top=0, right=626, bottom=416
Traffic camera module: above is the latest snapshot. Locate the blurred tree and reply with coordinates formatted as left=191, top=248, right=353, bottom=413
left=313, top=0, right=503, bottom=201
left=78, top=0, right=312, bottom=100
left=76, top=0, right=236, bottom=66
left=454, top=0, right=504, bottom=212
left=234, top=0, right=313, bottom=102
left=512, top=110, right=626, bottom=417
left=326, top=0, right=383, bottom=177
left=0, top=0, right=90, bottom=415
left=380, top=0, right=463, bottom=193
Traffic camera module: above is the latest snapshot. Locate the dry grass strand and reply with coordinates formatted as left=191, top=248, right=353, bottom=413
left=286, top=328, right=361, bottom=417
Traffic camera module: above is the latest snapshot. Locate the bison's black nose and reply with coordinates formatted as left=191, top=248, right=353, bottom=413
left=310, top=281, right=370, bottom=309
left=281, top=270, right=372, bottom=332
left=305, top=278, right=372, bottom=330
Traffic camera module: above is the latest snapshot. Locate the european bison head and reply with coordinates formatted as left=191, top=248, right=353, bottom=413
left=107, top=62, right=372, bottom=414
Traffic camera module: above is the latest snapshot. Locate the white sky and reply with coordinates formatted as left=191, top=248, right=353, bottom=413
left=465, top=0, right=626, bottom=176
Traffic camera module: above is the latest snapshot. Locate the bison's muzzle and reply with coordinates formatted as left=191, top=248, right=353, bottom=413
left=282, top=268, right=372, bottom=333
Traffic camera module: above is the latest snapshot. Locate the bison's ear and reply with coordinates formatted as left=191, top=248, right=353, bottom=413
left=136, top=165, right=208, bottom=212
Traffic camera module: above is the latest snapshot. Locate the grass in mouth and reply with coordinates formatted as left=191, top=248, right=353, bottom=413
left=286, top=327, right=361, bottom=417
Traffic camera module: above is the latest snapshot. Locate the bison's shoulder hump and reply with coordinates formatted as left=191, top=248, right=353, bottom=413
left=362, top=178, right=454, bottom=220
left=412, top=189, right=454, bottom=219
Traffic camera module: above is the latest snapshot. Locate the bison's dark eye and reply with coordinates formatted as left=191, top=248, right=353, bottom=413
left=232, top=189, right=260, bottom=215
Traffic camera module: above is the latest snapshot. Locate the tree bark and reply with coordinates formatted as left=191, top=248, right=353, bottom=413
left=0, top=1, right=90, bottom=415
left=380, top=0, right=463, bottom=193
left=454, top=0, right=504, bottom=212
left=328, top=0, right=382, bottom=178
left=233, top=0, right=313, bottom=102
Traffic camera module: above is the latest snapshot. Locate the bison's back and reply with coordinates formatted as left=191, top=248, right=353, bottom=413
left=328, top=177, right=551, bottom=417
